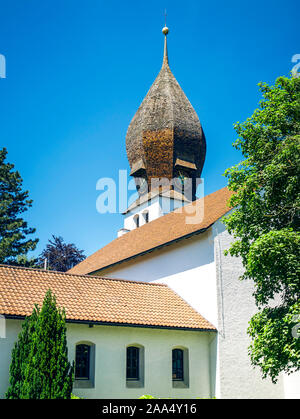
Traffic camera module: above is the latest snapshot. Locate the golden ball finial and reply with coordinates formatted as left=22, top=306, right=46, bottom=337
left=162, top=26, right=169, bottom=35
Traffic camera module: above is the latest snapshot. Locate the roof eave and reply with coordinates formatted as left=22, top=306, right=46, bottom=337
left=3, top=314, right=216, bottom=332
left=88, top=225, right=212, bottom=275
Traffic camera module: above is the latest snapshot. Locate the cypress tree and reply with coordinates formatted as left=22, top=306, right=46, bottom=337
left=6, top=290, right=74, bottom=399
left=5, top=309, right=38, bottom=399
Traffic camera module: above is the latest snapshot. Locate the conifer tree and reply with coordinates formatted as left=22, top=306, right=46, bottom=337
left=5, top=310, right=38, bottom=399
left=0, top=148, right=38, bottom=264
left=6, top=290, right=74, bottom=399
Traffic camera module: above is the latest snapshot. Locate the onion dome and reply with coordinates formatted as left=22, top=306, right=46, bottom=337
left=126, top=26, right=206, bottom=200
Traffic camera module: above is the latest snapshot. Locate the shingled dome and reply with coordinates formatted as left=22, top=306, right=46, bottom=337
left=126, top=27, right=206, bottom=200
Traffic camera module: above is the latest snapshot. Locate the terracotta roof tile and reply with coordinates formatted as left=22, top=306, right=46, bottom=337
left=0, top=265, right=215, bottom=331
left=69, top=187, right=233, bottom=275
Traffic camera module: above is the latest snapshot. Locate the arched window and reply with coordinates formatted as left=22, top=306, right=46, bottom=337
left=75, top=344, right=90, bottom=380
left=143, top=211, right=149, bottom=224
left=172, top=348, right=184, bottom=381
left=133, top=215, right=140, bottom=228
left=126, top=346, right=140, bottom=380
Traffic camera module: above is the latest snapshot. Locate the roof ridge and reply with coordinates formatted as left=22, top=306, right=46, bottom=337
left=0, top=264, right=167, bottom=287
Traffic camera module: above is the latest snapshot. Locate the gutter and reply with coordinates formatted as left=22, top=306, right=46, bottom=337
left=4, top=314, right=217, bottom=333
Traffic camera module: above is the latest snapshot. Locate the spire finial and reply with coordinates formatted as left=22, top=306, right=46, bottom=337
left=162, top=10, right=169, bottom=66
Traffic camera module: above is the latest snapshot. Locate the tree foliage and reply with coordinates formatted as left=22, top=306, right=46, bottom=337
left=0, top=148, right=38, bottom=264
left=5, top=311, right=38, bottom=399
left=14, top=253, right=38, bottom=268
left=37, top=235, right=85, bottom=272
left=6, top=290, right=74, bottom=399
left=223, top=75, right=300, bottom=382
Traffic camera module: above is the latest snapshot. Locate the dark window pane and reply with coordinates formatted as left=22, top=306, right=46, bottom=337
left=134, top=216, right=139, bottom=228
left=127, top=346, right=140, bottom=380
left=75, top=344, right=90, bottom=380
left=172, top=349, right=184, bottom=381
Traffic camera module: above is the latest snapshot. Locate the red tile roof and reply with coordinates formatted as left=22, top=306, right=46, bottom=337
left=0, top=265, right=215, bottom=331
left=68, top=187, right=233, bottom=275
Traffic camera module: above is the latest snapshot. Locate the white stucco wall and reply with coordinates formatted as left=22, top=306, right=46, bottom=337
left=0, top=319, right=214, bottom=399
left=124, top=199, right=162, bottom=231
left=124, top=196, right=188, bottom=233
left=212, top=220, right=285, bottom=399
left=283, top=371, right=300, bottom=399
left=96, top=220, right=300, bottom=399
left=99, top=232, right=218, bottom=328
left=0, top=319, right=22, bottom=398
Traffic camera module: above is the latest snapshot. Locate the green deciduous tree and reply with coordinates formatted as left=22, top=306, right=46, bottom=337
left=223, top=75, right=300, bottom=383
left=0, top=148, right=38, bottom=264
left=6, top=290, right=74, bottom=399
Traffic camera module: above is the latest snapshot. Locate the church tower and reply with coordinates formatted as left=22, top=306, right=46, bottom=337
left=119, top=26, right=206, bottom=236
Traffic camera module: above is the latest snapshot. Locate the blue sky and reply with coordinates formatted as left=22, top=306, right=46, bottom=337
left=0, top=0, right=299, bottom=258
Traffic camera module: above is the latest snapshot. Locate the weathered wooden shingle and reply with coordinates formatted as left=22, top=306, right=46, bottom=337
left=126, top=32, right=206, bottom=197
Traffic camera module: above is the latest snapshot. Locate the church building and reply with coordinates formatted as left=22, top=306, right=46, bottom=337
left=0, top=26, right=299, bottom=399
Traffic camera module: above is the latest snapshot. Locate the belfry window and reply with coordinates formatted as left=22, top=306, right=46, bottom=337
left=172, top=349, right=184, bottom=381
left=134, top=215, right=140, bottom=228
left=75, top=344, right=90, bottom=380
left=127, top=346, right=140, bottom=380
left=143, top=211, right=149, bottom=224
